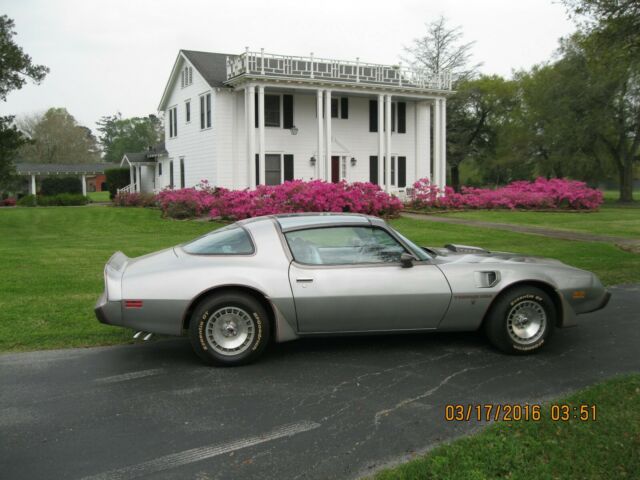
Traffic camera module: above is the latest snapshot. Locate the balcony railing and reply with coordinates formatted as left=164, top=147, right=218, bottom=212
left=226, top=49, right=453, bottom=91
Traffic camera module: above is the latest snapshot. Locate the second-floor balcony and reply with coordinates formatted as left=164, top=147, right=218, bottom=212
left=225, top=49, right=453, bottom=92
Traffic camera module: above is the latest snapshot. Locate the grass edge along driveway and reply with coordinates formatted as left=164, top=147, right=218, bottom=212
left=371, top=374, right=640, bottom=480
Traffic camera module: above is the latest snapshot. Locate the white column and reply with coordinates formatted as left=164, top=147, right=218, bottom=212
left=415, top=101, right=431, bottom=182
left=316, top=89, right=324, bottom=180
left=324, top=89, right=332, bottom=181
left=377, top=94, right=384, bottom=187
left=138, top=166, right=142, bottom=192
left=385, top=94, right=392, bottom=191
left=440, top=98, right=447, bottom=190
left=129, top=166, right=134, bottom=186
left=433, top=99, right=441, bottom=190
left=30, top=174, right=36, bottom=195
left=258, top=85, right=266, bottom=185
left=81, top=174, right=87, bottom=196
left=246, top=85, right=256, bottom=187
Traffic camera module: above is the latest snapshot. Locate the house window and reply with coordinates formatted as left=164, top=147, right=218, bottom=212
left=369, top=100, right=406, bottom=133
left=391, top=156, right=396, bottom=185
left=169, top=107, right=177, bottom=138
left=369, top=100, right=378, bottom=132
left=185, top=101, right=191, bottom=123
left=329, top=97, right=349, bottom=119
left=181, top=66, right=193, bottom=88
left=265, top=94, right=280, bottom=127
left=254, top=153, right=295, bottom=185
left=169, top=160, right=174, bottom=188
left=158, top=162, right=163, bottom=176
left=180, top=157, right=185, bottom=188
left=200, top=93, right=211, bottom=129
left=397, top=156, right=406, bottom=187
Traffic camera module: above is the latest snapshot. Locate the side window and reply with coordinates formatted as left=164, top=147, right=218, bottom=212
left=183, top=226, right=254, bottom=255
left=285, top=227, right=406, bottom=265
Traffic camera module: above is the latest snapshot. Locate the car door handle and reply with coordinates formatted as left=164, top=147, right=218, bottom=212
left=296, top=278, right=314, bottom=283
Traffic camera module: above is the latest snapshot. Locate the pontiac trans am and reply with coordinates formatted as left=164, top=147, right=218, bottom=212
left=95, top=213, right=610, bottom=366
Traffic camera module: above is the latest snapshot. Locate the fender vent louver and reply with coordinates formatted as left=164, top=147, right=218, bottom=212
left=445, top=244, right=489, bottom=254
left=475, top=271, right=501, bottom=288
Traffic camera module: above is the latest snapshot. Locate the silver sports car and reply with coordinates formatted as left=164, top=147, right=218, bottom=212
left=95, top=213, right=610, bottom=366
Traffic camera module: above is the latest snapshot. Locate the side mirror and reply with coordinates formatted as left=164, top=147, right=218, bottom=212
left=400, top=253, right=415, bottom=268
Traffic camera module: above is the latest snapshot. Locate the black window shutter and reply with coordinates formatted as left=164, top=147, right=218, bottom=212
left=254, top=93, right=259, bottom=128
left=398, top=102, right=406, bottom=133
left=283, top=95, right=294, bottom=129
left=255, top=154, right=259, bottom=185
left=200, top=97, right=205, bottom=129
left=398, top=156, right=406, bottom=187
left=284, top=154, right=294, bottom=181
left=369, top=100, right=378, bottom=132
left=369, top=156, right=378, bottom=184
left=391, top=103, right=396, bottom=132
left=340, top=98, right=348, bottom=119
left=331, top=98, right=339, bottom=118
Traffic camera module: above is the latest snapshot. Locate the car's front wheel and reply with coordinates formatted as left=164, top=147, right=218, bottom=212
left=484, top=286, right=556, bottom=354
left=188, top=291, right=271, bottom=366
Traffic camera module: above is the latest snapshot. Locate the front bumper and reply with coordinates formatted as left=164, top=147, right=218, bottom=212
left=582, top=290, right=611, bottom=314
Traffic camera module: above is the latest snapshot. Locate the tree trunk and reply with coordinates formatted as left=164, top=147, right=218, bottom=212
left=451, top=165, right=461, bottom=192
left=618, top=159, right=634, bottom=202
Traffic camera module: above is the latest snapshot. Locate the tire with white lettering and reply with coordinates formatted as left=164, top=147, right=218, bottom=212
left=484, top=286, right=555, bottom=355
left=188, top=292, right=270, bottom=366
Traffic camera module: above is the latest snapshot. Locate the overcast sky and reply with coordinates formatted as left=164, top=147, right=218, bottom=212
left=1, top=0, right=575, bottom=132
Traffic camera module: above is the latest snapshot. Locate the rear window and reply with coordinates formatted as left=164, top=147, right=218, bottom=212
left=182, top=226, right=254, bottom=255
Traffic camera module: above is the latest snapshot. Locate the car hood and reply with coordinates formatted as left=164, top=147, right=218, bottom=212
left=427, top=244, right=566, bottom=266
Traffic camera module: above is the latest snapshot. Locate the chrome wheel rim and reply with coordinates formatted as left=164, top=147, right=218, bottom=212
left=205, top=307, right=255, bottom=356
left=506, top=300, right=546, bottom=345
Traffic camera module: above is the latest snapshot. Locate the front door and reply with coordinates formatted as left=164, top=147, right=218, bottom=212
left=331, top=156, right=340, bottom=183
left=285, top=225, right=451, bottom=332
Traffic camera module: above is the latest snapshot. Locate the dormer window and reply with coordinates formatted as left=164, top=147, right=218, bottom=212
left=181, top=66, right=193, bottom=88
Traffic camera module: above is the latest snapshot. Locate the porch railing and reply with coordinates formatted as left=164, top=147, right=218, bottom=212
left=226, top=49, right=453, bottom=91
left=117, top=183, right=137, bottom=195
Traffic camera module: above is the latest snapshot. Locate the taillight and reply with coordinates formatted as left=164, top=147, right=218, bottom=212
left=124, top=300, right=144, bottom=309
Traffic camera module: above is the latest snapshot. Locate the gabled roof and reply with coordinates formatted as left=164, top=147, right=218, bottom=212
left=121, top=142, right=168, bottom=166
left=158, top=50, right=236, bottom=111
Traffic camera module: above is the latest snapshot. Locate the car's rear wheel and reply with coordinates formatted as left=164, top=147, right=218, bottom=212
left=484, top=286, right=556, bottom=354
left=188, top=292, right=270, bottom=366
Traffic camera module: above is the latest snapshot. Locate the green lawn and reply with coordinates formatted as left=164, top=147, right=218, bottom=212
left=1, top=206, right=639, bottom=352
left=87, top=191, right=110, bottom=202
left=430, top=204, right=640, bottom=238
left=373, top=374, right=640, bottom=480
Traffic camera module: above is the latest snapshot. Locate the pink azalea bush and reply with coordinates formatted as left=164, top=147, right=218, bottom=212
left=209, top=180, right=403, bottom=220
left=156, top=180, right=228, bottom=219
left=409, top=177, right=603, bottom=211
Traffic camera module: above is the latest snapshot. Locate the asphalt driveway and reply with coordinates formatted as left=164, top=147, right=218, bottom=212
left=1, top=284, right=639, bottom=480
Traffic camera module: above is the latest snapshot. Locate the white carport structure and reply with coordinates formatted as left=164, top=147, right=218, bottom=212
left=14, top=163, right=113, bottom=196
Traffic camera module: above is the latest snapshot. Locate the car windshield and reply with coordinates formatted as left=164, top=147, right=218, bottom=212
left=182, top=225, right=254, bottom=255
left=392, top=229, right=431, bottom=261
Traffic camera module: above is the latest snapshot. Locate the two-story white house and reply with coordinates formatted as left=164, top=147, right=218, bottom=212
left=121, top=48, right=452, bottom=194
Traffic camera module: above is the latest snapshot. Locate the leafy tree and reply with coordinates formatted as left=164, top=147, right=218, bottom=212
left=560, top=0, right=639, bottom=200
left=97, top=113, right=163, bottom=163
left=447, top=76, right=518, bottom=190
left=402, top=15, right=481, bottom=84
left=0, top=15, right=48, bottom=188
left=17, top=108, right=100, bottom=164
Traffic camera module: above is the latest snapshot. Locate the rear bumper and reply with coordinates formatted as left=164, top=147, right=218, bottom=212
left=94, top=291, right=123, bottom=327
left=94, top=291, right=187, bottom=336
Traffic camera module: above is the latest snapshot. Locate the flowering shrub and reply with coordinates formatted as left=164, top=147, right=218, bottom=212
left=113, top=192, right=157, bottom=208
left=154, top=180, right=402, bottom=220
left=208, top=180, right=403, bottom=220
left=408, top=177, right=603, bottom=211
left=156, top=180, right=228, bottom=218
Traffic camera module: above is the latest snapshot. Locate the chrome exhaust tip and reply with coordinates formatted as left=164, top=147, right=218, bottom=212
left=133, top=331, right=144, bottom=339
left=143, top=332, right=153, bottom=341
